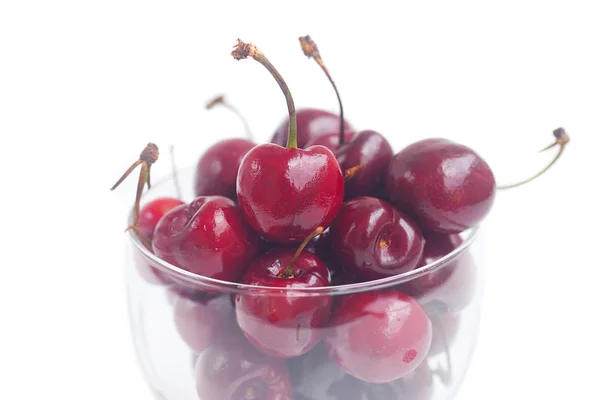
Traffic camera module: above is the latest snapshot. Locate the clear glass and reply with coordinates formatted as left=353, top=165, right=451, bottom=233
left=124, top=165, right=485, bottom=400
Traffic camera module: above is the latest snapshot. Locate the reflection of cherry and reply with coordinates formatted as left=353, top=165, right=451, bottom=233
left=172, top=293, right=235, bottom=353
left=402, top=233, right=477, bottom=313
left=427, top=306, right=461, bottom=357
left=195, top=331, right=293, bottom=400
left=325, top=290, right=432, bottom=383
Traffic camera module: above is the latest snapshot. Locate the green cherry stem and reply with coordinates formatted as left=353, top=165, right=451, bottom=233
left=498, top=127, right=570, bottom=190
left=278, top=226, right=324, bottom=279
left=299, top=35, right=346, bottom=147
left=231, top=39, right=297, bottom=149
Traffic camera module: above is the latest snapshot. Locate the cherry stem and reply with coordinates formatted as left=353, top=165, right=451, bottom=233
left=111, top=143, right=159, bottom=226
left=206, top=94, right=254, bottom=141
left=169, top=145, right=183, bottom=199
left=125, top=225, right=152, bottom=249
left=498, top=127, right=570, bottom=190
left=278, top=226, right=324, bottom=279
left=344, top=163, right=365, bottom=181
left=299, top=35, right=346, bottom=147
left=231, top=39, right=297, bottom=149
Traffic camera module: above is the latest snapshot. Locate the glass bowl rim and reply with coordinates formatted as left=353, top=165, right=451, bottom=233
left=127, top=166, right=478, bottom=296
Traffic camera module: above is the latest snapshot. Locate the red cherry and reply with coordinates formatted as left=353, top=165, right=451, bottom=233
left=172, top=293, right=235, bottom=353
left=152, top=196, right=259, bottom=282
left=329, top=197, right=424, bottom=280
left=235, top=228, right=333, bottom=358
left=271, top=108, right=353, bottom=149
left=385, top=138, right=496, bottom=233
left=305, top=131, right=355, bottom=152
left=232, top=40, right=344, bottom=244
left=336, top=130, right=393, bottom=199
left=325, top=290, right=432, bottom=383
left=193, top=138, right=255, bottom=200
left=195, top=331, right=293, bottom=400
left=137, top=197, right=185, bottom=241
left=402, top=233, right=477, bottom=313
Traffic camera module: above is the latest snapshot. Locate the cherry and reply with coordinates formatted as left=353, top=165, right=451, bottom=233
left=427, top=306, right=461, bottom=357
left=336, top=130, right=394, bottom=199
left=195, top=330, right=293, bottom=400
left=401, top=232, right=477, bottom=313
left=193, top=138, right=255, bottom=200
left=136, top=197, right=185, bottom=241
left=194, top=94, right=256, bottom=200
left=172, top=292, right=235, bottom=353
left=385, top=138, right=496, bottom=233
left=271, top=108, right=353, bottom=149
left=305, top=131, right=355, bottom=153
left=325, top=290, right=432, bottom=383
left=385, top=128, right=570, bottom=233
left=152, top=195, right=259, bottom=282
left=329, top=197, right=424, bottom=280
left=235, top=227, right=333, bottom=358
left=232, top=39, right=344, bottom=244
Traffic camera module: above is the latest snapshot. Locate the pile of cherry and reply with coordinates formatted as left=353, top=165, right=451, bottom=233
left=113, top=37, right=569, bottom=400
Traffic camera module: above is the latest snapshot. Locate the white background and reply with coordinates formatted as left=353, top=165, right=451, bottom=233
left=1, top=1, right=599, bottom=399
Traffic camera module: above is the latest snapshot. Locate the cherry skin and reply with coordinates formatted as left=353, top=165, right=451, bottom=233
left=237, top=144, right=344, bottom=243
left=137, top=197, right=185, bottom=241
left=305, top=131, right=355, bottom=152
left=336, top=130, right=393, bottom=199
left=152, top=196, right=259, bottom=282
left=271, top=108, right=353, bottom=149
left=194, top=138, right=255, bottom=200
left=235, top=247, right=332, bottom=358
left=402, top=232, right=477, bottom=313
left=195, top=330, right=293, bottom=400
left=385, top=138, right=496, bottom=233
left=325, top=290, right=432, bottom=383
left=172, top=292, right=235, bottom=353
left=132, top=197, right=185, bottom=285
left=329, top=197, right=425, bottom=280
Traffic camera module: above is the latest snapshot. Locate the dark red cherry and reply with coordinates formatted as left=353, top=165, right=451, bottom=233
left=386, top=138, right=496, bottom=233
left=271, top=108, right=353, bottom=149
left=329, top=197, right=424, bottom=280
left=402, top=233, right=477, bottom=313
left=305, top=131, right=356, bottom=152
left=325, top=290, right=432, bottom=383
left=194, top=138, right=255, bottom=200
left=336, top=130, right=393, bottom=199
left=195, top=330, right=293, bottom=400
left=172, top=293, right=235, bottom=353
left=137, top=197, right=185, bottom=241
left=233, top=40, right=344, bottom=244
left=152, top=196, right=259, bottom=282
left=235, top=230, right=333, bottom=358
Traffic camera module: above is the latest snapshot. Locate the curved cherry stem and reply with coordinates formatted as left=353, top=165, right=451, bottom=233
left=232, top=39, right=297, bottom=149
left=278, top=226, right=324, bottom=279
left=498, top=127, right=570, bottom=190
left=429, top=305, right=453, bottom=387
left=206, top=94, right=254, bottom=141
left=344, top=163, right=365, bottom=181
left=299, top=35, right=346, bottom=147
left=111, top=143, right=159, bottom=226
left=169, top=145, right=183, bottom=199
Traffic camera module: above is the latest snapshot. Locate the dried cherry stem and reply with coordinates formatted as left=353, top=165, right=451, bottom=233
left=125, top=225, right=153, bottom=249
left=429, top=305, right=453, bottom=387
left=498, top=127, right=570, bottom=190
left=111, top=143, right=159, bottom=226
left=278, top=226, right=324, bottom=279
left=232, top=39, right=297, bottom=149
left=169, top=145, right=183, bottom=199
left=344, top=163, right=365, bottom=181
left=206, top=94, right=254, bottom=141
left=299, top=35, right=346, bottom=147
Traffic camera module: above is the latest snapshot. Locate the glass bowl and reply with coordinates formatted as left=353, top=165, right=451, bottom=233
left=125, top=164, right=485, bottom=400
